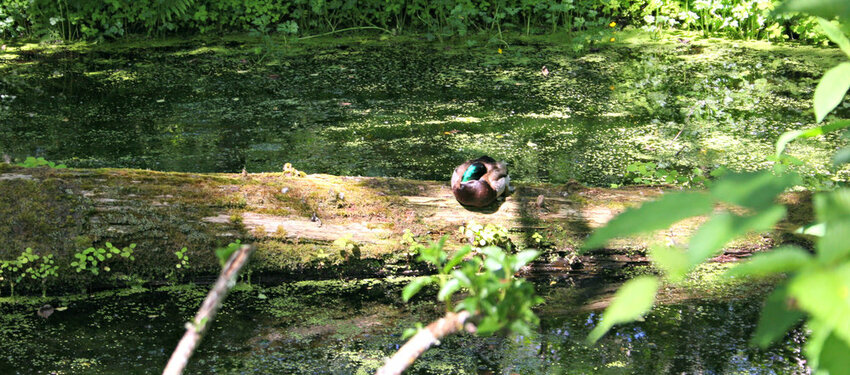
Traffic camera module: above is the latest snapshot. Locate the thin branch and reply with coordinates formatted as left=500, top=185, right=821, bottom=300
left=376, top=311, right=472, bottom=375
left=162, top=244, right=256, bottom=375
left=298, top=26, right=392, bottom=40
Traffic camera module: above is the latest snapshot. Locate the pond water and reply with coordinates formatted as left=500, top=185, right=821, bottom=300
left=0, top=280, right=806, bottom=374
left=2, top=35, right=848, bottom=186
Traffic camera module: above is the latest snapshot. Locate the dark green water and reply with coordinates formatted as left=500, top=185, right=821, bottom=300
left=0, top=280, right=806, bottom=374
left=2, top=35, right=847, bottom=186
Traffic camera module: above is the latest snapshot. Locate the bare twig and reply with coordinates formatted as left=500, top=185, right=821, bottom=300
left=297, top=26, right=392, bottom=40
left=162, top=244, right=256, bottom=375
left=376, top=311, right=472, bottom=375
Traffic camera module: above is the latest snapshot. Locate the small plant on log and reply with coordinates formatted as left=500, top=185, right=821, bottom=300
left=175, top=247, right=190, bottom=270
left=24, top=249, right=58, bottom=297
left=332, top=234, right=361, bottom=261
left=458, top=221, right=512, bottom=250
left=282, top=162, right=306, bottom=177
left=0, top=248, right=38, bottom=298
left=167, top=247, right=190, bottom=284
left=15, top=156, right=66, bottom=169
left=71, top=242, right=136, bottom=276
left=216, top=240, right=253, bottom=284
left=399, top=229, right=426, bottom=263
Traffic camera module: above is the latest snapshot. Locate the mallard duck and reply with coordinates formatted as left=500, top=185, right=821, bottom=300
left=451, top=156, right=510, bottom=207
left=37, top=304, right=54, bottom=319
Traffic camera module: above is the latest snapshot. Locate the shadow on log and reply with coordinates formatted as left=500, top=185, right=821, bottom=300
left=0, top=165, right=813, bottom=291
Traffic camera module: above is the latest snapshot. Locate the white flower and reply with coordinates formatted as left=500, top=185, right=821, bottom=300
left=732, top=4, right=749, bottom=20
left=644, top=15, right=656, bottom=24
left=694, top=0, right=711, bottom=11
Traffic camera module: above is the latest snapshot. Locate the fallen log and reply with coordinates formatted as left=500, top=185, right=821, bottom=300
left=0, top=164, right=812, bottom=291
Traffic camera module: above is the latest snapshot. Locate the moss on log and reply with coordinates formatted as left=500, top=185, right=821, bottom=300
left=0, top=164, right=812, bottom=293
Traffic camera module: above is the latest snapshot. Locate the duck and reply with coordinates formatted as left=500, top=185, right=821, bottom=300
left=451, top=156, right=511, bottom=207
left=37, top=304, right=54, bottom=319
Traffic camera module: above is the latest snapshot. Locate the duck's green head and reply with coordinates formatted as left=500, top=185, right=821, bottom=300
left=461, top=162, right=487, bottom=182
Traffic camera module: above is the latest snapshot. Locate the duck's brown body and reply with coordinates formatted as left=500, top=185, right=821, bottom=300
left=451, top=156, right=510, bottom=207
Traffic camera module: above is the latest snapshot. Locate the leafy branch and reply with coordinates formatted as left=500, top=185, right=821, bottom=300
left=381, top=236, right=542, bottom=373
left=581, top=5, right=850, bottom=373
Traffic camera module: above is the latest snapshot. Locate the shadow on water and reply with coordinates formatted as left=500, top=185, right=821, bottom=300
left=0, top=279, right=807, bottom=375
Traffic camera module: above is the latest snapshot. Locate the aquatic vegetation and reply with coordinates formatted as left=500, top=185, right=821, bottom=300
left=623, top=160, right=720, bottom=187
left=2, top=32, right=845, bottom=188
left=0, top=273, right=809, bottom=374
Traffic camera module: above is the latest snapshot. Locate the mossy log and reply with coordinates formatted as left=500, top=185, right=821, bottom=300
left=0, top=164, right=812, bottom=290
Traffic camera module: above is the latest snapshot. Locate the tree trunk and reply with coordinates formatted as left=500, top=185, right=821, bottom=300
left=0, top=165, right=812, bottom=284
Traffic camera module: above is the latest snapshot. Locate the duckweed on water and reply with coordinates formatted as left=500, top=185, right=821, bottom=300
left=1, top=32, right=847, bottom=187
left=0, top=276, right=805, bottom=374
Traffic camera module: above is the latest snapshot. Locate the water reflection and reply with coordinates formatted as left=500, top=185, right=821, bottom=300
left=0, top=282, right=807, bottom=374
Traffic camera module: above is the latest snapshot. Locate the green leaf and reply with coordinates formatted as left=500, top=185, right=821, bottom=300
left=774, top=0, right=850, bottom=20
left=710, top=171, right=798, bottom=210
left=806, top=319, right=850, bottom=375
left=402, top=276, right=432, bottom=302
left=751, top=283, right=804, bottom=348
left=814, top=190, right=850, bottom=263
left=587, top=275, right=659, bottom=343
left=817, top=329, right=850, bottom=375
left=649, top=245, right=689, bottom=283
left=418, top=236, right=447, bottom=266
left=484, top=257, right=504, bottom=273
left=818, top=221, right=850, bottom=264
left=834, top=146, right=850, bottom=165
left=437, top=278, right=461, bottom=301
left=583, top=192, right=714, bottom=250
left=789, top=265, right=850, bottom=346
left=452, top=269, right=473, bottom=288
left=776, top=120, right=850, bottom=157
left=815, top=63, right=850, bottom=123
left=726, top=246, right=811, bottom=278
left=511, top=250, right=540, bottom=272
left=476, top=315, right=504, bottom=335
left=443, top=246, right=471, bottom=274
left=215, top=245, right=238, bottom=267
left=806, top=319, right=831, bottom=371
left=401, top=327, right=416, bottom=340
left=815, top=189, right=850, bottom=223
left=687, top=206, right=787, bottom=267
left=796, top=222, right=826, bottom=237
left=818, top=18, right=850, bottom=58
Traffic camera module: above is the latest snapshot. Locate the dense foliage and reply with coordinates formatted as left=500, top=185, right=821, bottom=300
left=0, top=0, right=835, bottom=42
